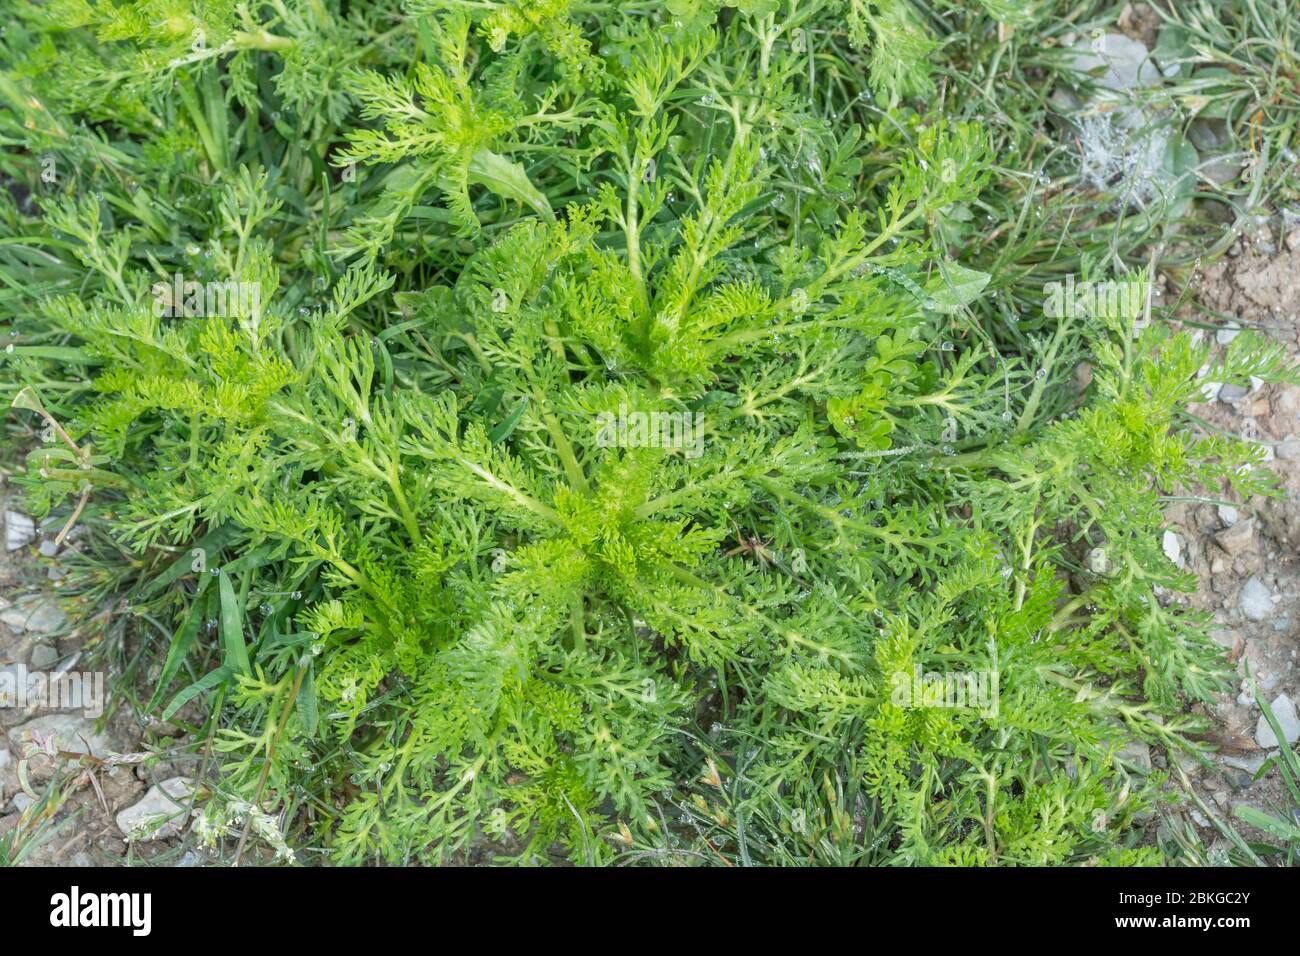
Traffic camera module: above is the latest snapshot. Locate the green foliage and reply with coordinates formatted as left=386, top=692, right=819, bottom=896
left=846, top=0, right=938, bottom=106
left=0, top=1, right=1294, bottom=866
left=1230, top=676, right=1300, bottom=865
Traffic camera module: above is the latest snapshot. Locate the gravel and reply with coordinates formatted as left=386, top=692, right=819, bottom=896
left=6, top=713, right=114, bottom=766
left=28, top=644, right=58, bottom=670
left=1216, top=517, right=1256, bottom=557
left=1238, top=576, right=1275, bottom=622
left=1255, top=693, right=1300, bottom=749
left=4, top=511, right=35, bottom=551
left=116, top=777, right=194, bottom=842
left=0, top=597, right=67, bottom=635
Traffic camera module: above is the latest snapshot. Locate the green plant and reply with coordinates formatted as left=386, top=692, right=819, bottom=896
left=1161, top=673, right=1300, bottom=868
left=1, top=1, right=1296, bottom=866
left=1230, top=681, right=1300, bottom=864
left=0, top=784, right=74, bottom=867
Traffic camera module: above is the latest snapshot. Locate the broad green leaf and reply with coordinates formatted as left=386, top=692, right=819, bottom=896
left=296, top=659, right=319, bottom=735
left=489, top=397, right=529, bottom=444
left=147, top=580, right=211, bottom=712
left=218, top=571, right=251, bottom=675
left=162, top=666, right=233, bottom=723
left=142, top=524, right=237, bottom=598
left=10, top=386, right=45, bottom=414
left=1234, top=805, right=1300, bottom=842
left=466, top=148, right=554, bottom=223
left=925, top=262, right=991, bottom=313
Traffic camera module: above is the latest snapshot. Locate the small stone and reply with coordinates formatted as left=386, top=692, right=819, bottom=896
left=1255, top=694, right=1300, bottom=749
left=11, top=792, right=34, bottom=814
left=37, top=539, right=59, bottom=558
left=1216, top=322, right=1241, bottom=345
left=1217, top=504, right=1239, bottom=526
left=1174, top=750, right=1203, bottom=775
left=1200, top=380, right=1223, bottom=402
left=1239, top=576, right=1274, bottom=622
left=4, top=511, right=35, bottom=551
left=1211, top=557, right=1226, bottom=574
left=1161, top=530, right=1182, bottom=565
left=27, top=644, right=57, bottom=670
left=1087, top=547, right=1110, bottom=574
left=0, top=597, right=67, bottom=635
left=116, top=777, right=194, bottom=841
left=6, top=714, right=113, bottom=764
left=145, top=718, right=180, bottom=737
left=1219, top=383, right=1249, bottom=403
left=1210, top=628, right=1239, bottom=650
left=1118, top=740, right=1152, bottom=772
left=1237, top=681, right=1256, bottom=707
left=1222, top=752, right=1268, bottom=785
left=1216, top=517, right=1255, bottom=557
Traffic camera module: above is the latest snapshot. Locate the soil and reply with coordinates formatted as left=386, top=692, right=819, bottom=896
left=1155, top=218, right=1300, bottom=858
left=0, top=493, right=203, bottom=866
